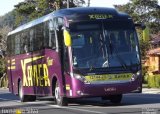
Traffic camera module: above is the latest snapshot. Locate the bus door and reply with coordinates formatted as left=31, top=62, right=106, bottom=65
left=54, top=17, right=68, bottom=97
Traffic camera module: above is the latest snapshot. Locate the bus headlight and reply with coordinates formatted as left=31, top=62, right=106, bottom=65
left=131, top=70, right=141, bottom=81
left=74, top=74, right=90, bottom=84
left=136, top=70, right=141, bottom=76
left=74, top=74, right=85, bottom=82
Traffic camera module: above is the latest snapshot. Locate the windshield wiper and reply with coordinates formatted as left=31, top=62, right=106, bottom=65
left=109, top=40, right=130, bottom=71
left=114, top=48, right=137, bottom=73
left=113, top=48, right=128, bottom=70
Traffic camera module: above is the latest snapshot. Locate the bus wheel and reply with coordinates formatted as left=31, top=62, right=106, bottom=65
left=109, top=94, right=122, bottom=104
left=55, top=82, right=68, bottom=106
left=18, top=81, right=28, bottom=102
left=28, top=95, right=36, bottom=101
left=101, top=96, right=109, bottom=100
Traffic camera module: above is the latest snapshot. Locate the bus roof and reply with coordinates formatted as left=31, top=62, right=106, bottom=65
left=8, top=12, right=55, bottom=36
left=56, top=7, right=118, bottom=15
left=8, top=7, right=130, bottom=36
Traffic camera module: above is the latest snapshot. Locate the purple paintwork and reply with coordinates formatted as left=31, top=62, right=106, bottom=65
left=7, top=48, right=142, bottom=98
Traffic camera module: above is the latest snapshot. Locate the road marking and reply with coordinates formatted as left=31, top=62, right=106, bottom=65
left=49, top=105, right=106, bottom=114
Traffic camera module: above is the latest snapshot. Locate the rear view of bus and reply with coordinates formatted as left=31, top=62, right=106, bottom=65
left=63, top=7, right=142, bottom=104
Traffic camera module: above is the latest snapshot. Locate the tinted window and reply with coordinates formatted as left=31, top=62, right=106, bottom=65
left=11, top=35, right=15, bottom=55
left=15, top=34, right=20, bottom=54
left=34, top=23, right=44, bottom=50
left=7, top=36, right=11, bottom=56
left=49, top=20, right=56, bottom=49
left=29, top=29, right=34, bottom=52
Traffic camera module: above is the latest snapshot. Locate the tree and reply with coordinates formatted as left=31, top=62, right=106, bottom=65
left=14, top=0, right=36, bottom=26
left=87, top=0, right=90, bottom=7
left=0, top=11, right=16, bottom=29
left=114, top=0, right=160, bottom=34
left=14, top=0, right=85, bottom=26
left=0, top=26, right=11, bottom=79
left=0, top=26, right=12, bottom=51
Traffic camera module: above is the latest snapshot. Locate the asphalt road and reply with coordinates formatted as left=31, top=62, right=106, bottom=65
left=0, top=88, right=160, bottom=114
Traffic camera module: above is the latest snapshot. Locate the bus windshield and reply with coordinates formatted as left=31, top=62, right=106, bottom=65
left=70, top=20, right=140, bottom=69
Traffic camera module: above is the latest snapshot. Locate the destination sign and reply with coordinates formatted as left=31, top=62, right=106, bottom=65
left=85, top=73, right=132, bottom=82
left=88, top=14, right=113, bottom=19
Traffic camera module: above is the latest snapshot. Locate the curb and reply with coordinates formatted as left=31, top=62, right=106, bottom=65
left=142, top=88, right=160, bottom=94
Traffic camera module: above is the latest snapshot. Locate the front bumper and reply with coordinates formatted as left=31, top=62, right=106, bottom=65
left=67, top=78, right=142, bottom=98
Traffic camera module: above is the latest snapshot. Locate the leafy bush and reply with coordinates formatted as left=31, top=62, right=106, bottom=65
left=147, top=75, right=160, bottom=88
left=0, top=58, right=6, bottom=78
left=0, top=73, right=8, bottom=88
left=0, top=58, right=7, bottom=88
left=144, top=74, right=148, bottom=84
left=155, top=75, right=160, bottom=88
left=142, top=65, right=148, bottom=83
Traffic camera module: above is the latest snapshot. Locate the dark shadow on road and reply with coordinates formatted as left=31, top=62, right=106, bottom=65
left=33, top=93, right=160, bottom=107
left=0, top=93, right=19, bottom=102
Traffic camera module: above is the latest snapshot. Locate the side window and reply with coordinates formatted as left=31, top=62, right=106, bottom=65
left=49, top=20, right=56, bottom=49
left=21, top=31, right=29, bottom=53
left=129, top=31, right=137, bottom=51
left=15, top=34, right=20, bottom=55
left=55, top=17, right=64, bottom=31
left=11, top=35, right=15, bottom=55
left=35, top=23, right=44, bottom=50
left=55, top=17, right=64, bottom=48
left=7, top=36, right=11, bottom=56
left=57, top=18, right=64, bottom=27
left=29, top=29, right=34, bottom=52
left=44, top=21, right=49, bottom=48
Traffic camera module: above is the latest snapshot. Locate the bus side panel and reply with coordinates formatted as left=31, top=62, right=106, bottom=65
left=21, top=49, right=64, bottom=96
left=7, top=49, right=66, bottom=97
left=21, top=50, right=50, bottom=96
left=64, top=73, right=72, bottom=97
left=7, top=58, right=13, bottom=93
left=44, top=49, right=65, bottom=96
left=7, top=56, right=22, bottom=95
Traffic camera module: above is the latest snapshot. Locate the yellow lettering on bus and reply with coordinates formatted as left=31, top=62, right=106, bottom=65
left=21, top=60, right=28, bottom=86
left=33, top=65, right=39, bottom=86
left=21, top=56, right=51, bottom=87
left=43, top=64, right=50, bottom=86
left=38, top=64, right=43, bottom=87
left=27, top=66, right=33, bottom=86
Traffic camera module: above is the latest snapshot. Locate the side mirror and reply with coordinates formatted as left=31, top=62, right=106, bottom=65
left=135, top=23, right=146, bottom=30
left=63, top=29, right=72, bottom=46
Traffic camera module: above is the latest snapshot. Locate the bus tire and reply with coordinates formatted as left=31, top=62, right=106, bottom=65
left=28, top=95, right=36, bottom=102
left=55, top=82, right=68, bottom=106
left=101, top=96, right=109, bottom=100
left=18, top=81, right=28, bottom=102
left=110, top=94, right=122, bottom=104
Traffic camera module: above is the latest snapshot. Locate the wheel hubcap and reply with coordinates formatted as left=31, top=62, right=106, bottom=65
left=55, top=86, right=60, bottom=102
left=19, top=84, right=23, bottom=99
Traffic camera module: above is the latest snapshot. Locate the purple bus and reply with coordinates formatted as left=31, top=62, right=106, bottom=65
left=7, top=7, right=142, bottom=106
